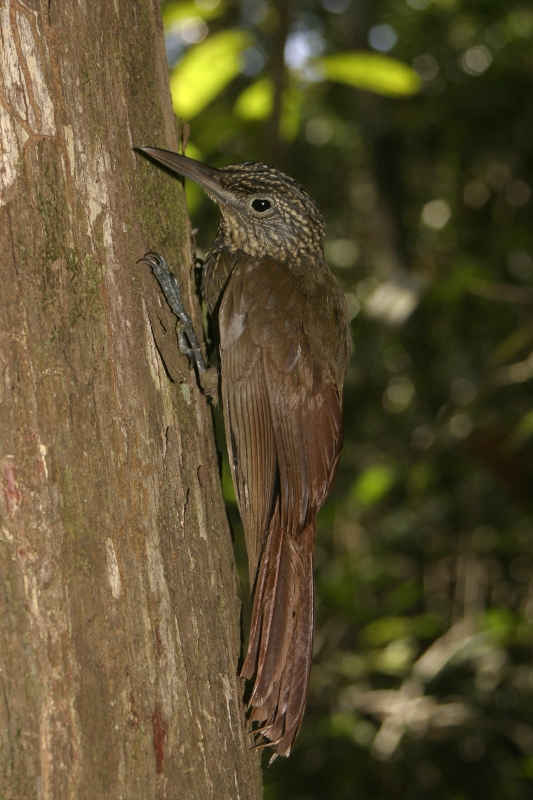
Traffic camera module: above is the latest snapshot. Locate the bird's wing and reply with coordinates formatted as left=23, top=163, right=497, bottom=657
left=218, top=257, right=276, bottom=588
left=219, top=253, right=349, bottom=757
left=218, top=253, right=346, bottom=587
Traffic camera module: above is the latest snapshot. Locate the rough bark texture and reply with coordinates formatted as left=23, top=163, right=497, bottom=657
left=0, top=1, right=262, bottom=798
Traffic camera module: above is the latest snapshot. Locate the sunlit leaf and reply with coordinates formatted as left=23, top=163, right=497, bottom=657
left=170, top=29, right=252, bottom=119
left=163, top=0, right=225, bottom=26
left=317, top=52, right=421, bottom=97
left=234, top=78, right=302, bottom=140
left=234, top=77, right=272, bottom=119
left=352, top=463, right=397, bottom=506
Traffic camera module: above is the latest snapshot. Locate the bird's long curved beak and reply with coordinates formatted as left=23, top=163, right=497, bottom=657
left=137, top=147, right=230, bottom=205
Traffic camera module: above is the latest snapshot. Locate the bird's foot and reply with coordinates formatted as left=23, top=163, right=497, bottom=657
left=138, top=252, right=207, bottom=375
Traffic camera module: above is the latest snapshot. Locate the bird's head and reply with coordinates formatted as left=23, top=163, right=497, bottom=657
left=138, top=147, right=326, bottom=262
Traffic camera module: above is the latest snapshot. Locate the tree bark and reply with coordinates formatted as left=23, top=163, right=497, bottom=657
left=0, top=1, right=262, bottom=798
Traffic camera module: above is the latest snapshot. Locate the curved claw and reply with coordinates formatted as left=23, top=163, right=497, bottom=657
left=137, top=251, right=165, bottom=268
left=138, top=251, right=207, bottom=375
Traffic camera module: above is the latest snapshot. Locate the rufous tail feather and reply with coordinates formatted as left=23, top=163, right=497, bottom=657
left=241, top=505, right=315, bottom=761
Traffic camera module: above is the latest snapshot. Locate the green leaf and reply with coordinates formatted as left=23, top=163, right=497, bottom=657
left=170, top=30, right=252, bottom=119
left=317, top=52, right=421, bottom=97
left=234, top=77, right=272, bottom=120
left=163, top=0, right=226, bottom=26
left=352, top=464, right=397, bottom=507
left=234, top=78, right=302, bottom=140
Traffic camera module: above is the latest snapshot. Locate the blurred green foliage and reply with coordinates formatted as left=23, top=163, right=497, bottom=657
left=170, top=29, right=253, bottom=117
left=162, top=0, right=533, bottom=797
left=319, top=51, right=421, bottom=95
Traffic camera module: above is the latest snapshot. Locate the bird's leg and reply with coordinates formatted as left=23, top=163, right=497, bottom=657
left=138, top=252, right=207, bottom=374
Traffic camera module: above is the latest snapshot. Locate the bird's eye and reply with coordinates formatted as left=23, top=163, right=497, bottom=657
left=251, top=198, right=272, bottom=212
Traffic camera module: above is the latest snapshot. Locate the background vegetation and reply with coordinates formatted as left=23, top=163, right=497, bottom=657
left=161, top=1, right=533, bottom=796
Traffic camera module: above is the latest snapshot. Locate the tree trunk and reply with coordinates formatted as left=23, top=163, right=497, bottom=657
left=0, top=1, right=262, bottom=798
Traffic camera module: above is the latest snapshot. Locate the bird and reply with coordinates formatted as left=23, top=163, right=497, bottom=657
left=138, top=147, right=352, bottom=760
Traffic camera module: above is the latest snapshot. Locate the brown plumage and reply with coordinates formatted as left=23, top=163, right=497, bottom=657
left=139, top=148, right=352, bottom=760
